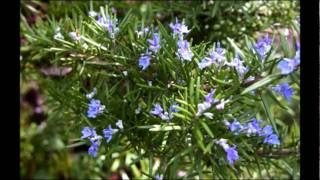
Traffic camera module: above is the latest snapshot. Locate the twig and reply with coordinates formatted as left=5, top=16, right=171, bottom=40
left=256, top=148, right=299, bottom=158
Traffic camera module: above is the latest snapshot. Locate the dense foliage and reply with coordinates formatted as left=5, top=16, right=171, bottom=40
left=20, top=1, right=300, bottom=179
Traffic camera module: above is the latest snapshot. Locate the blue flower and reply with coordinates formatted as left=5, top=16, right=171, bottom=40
left=159, top=111, right=171, bottom=121
left=255, top=33, right=272, bottom=61
left=88, top=142, right=99, bottom=157
left=198, top=57, right=213, bottom=70
left=225, top=145, right=239, bottom=165
left=87, top=99, right=105, bottom=118
left=147, top=33, right=161, bottom=53
left=169, top=18, right=190, bottom=37
left=103, top=125, right=118, bottom=143
left=241, top=118, right=262, bottom=135
left=227, top=54, right=248, bottom=77
left=116, top=119, right=123, bottom=130
left=277, top=43, right=300, bottom=75
left=213, top=42, right=226, bottom=63
left=69, top=32, right=81, bottom=41
left=138, top=54, right=151, bottom=70
left=151, top=103, right=174, bottom=121
left=227, top=119, right=242, bottom=132
left=196, top=102, right=211, bottom=116
left=86, top=88, right=97, bottom=99
left=259, top=125, right=273, bottom=137
left=80, top=127, right=102, bottom=157
left=177, top=39, right=193, bottom=61
left=150, top=103, right=164, bottom=116
left=97, top=16, right=107, bottom=28
left=263, top=134, right=280, bottom=145
left=205, top=90, right=218, bottom=104
left=277, top=58, right=295, bottom=75
left=196, top=90, right=217, bottom=116
left=81, top=127, right=102, bottom=143
left=97, top=15, right=119, bottom=39
left=81, top=127, right=95, bottom=139
left=169, top=102, right=180, bottom=113
left=216, top=139, right=239, bottom=165
left=198, top=42, right=226, bottom=69
left=216, top=99, right=229, bottom=110
left=272, top=83, right=294, bottom=101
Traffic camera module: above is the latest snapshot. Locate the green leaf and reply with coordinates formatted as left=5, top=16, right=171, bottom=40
left=81, top=36, right=107, bottom=51
left=175, top=106, right=193, bottom=117
left=279, top=31, right=289, bottom=56
left=189, top=78, right=195, bottom=105
left=265, top=89, right=289, bottom=110
left=227, top=37, right=245, bottom=59
left=172, top=112, right=191, bottom=121
left=260, top=94, right=279, bottom=136
left=194, top=128, right=206, bottom=153
left=241, top=74, right=281, bottom=95
left=175, top=99, right=196, bottom=114
left=65, top=142, right=86, bottom=148
left=149, top=125, right=182, bottom=131
left=119, top=9, right=133, bottom=30
left=200, top=121, right=214, bottom=138
left=195, top=76, right=201, bottom=105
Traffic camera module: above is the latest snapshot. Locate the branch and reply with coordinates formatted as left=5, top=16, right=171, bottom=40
left=256, top=148, right=299, bottom=158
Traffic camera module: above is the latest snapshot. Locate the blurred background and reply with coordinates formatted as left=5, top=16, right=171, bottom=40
left=20, top=1, right=300, bottom=179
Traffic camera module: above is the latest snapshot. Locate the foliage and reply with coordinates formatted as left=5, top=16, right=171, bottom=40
left=20, top=1, right=300, bottom=179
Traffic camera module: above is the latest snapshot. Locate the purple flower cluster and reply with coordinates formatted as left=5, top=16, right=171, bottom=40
left=223, top=119, right=242, bottom=134
left=169, top=18, right=193, bottom=62
left=176, top=39, right=193, bottom=61
left=196, top=90, right=230, bottom=117
left=198, top=42, right=226, bottom=69
left=271, top=82, right=294, bottom=101
left=225, top=54, right=248, bottom=78
left=81, top=89, right=125, bottom=157
left=255, top=33, right=272, bottom=61
left=150, top=103, right=179, bottom=121
left=81, top=121, right=123, bottom=157
left=103, top=125, right=118, bottom=143
left=87, top=99, right=105, bottom=118
left=277, top=44, right=300, bottom=75
left=86, top=88, right=105, bottom=118
left=138, top=53, right=151, bottom=70
left=223, top=118, right=280, bottom=145
left=260, top=125, right=280, bottom=145
left=147, top=33, right=161, bottom=53
left=169, top=18, right=190, bottom=38
left=97, top=14, right=119, bottom=39
left=138, top=32, right=161, bottom=70
left=216, top=139, right=239, bottom=165
left=196, top=90, right=218, bottom=117
left=81, top=127, right=102, bottom=157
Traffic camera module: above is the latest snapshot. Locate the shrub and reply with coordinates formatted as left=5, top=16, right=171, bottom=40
left=20, top=1, right=300, bottom=179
